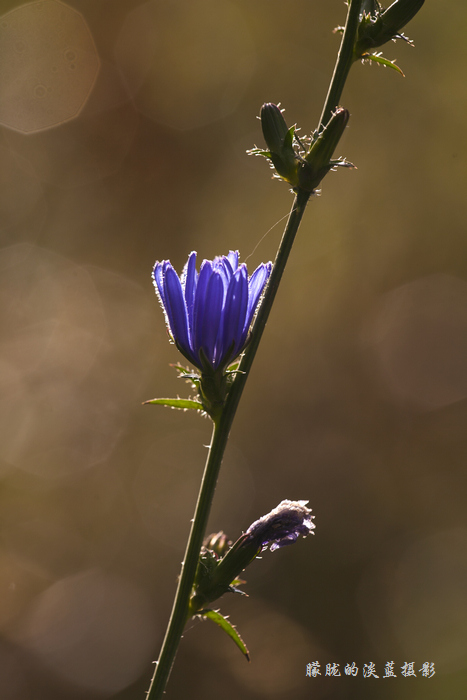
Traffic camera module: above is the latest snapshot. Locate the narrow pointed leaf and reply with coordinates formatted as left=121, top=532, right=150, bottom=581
left=200, top=609, right=250, bottom=661
left=364, top=52, right=405, bottom=76
left=246, top=147, right=272, bottom=158
left=171, top=363, right=200, bottom=381
left=143, top=398, right=204, bottom=411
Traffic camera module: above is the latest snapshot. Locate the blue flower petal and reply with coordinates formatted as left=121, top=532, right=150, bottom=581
left=153, top=261, right=167, bottom=307
left=220, top=266, right=249, bottom=363
left=221, top=256, right=234, bottom=278
left=244, top=262, right=272, bottom=333
left=214, top=256, right=233, bottom=292
left=193, top=261, right=221, bottom=366
left=164, top=265, right=195, bottom=363
left=182, top=252, right=198, bottom=340
left=196, top=269, right=225, bottom=368
left=192, top=260, right=212, bottom=361
left=227, top=250, right=239, bottom=272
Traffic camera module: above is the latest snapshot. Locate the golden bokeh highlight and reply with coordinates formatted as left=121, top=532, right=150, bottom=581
left=0, top=1, right=99, bottom=132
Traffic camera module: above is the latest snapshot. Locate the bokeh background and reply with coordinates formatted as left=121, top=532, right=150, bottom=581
left=0, top=1, right=466, bottom=699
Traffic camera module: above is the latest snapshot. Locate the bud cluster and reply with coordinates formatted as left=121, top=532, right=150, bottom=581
left=249, top=103, right=353, bottom=194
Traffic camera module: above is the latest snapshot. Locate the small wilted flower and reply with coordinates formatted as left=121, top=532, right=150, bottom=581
left=243, top=499, right=315, bottom=552
left=153, top=251, right=272, bottom=373
left=190, top=500, right=315, bottom=613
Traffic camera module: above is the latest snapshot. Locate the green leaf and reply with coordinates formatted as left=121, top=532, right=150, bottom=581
left=230, top=577, right=246, bottom=588
left=363, top=52, right=405, bottom=76
left=226, top=359, right=242, bottom=373
left=199, top=609, right=250, bottom=661
left=143, top=398, right=204, bottom=411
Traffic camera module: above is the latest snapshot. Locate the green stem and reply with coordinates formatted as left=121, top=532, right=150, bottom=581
left=146, top=416, right=226, bottom=699
left=228, top=188, right=310, bottom=410
left=147, top=2, right=363, bottom=696
left=319, top=0, right=363, bottom=128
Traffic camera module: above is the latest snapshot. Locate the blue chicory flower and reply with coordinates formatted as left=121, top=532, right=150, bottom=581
left=153, top=251, right=272, bottom=372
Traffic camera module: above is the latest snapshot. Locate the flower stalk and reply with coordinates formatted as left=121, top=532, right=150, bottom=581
left=146, top=0, right=424, bottom=695
left=147, top=3, right=353, bottom=694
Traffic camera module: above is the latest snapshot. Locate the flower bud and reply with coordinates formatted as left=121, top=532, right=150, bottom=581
left=203, top=531, right=232, bottom=559
left=356, top=0, right=425, bottom=53
left=259, top=103, right=300, bottom=187
left=260, top=103, right=289, bottom=155
left=299, top=107, right=350, bottom=192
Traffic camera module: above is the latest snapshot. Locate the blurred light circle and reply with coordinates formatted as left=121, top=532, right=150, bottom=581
left=115, top=0, right=256, bottom=130
left=0, top=244, right=105, bottom=385
left=390, top=529, right=467, bottom=672
left=362, top=274, right=467, bottom=410
left=0, top=0, right=100, bottom=133
left=0, top=145, right=44, bottom=232
left=0, top=643, right=30, bottom=700
left=0, top=245, right=153, bottom=478
left=13, top=569, right=157, bottom=693
left=4, top=93, right=139, bottom=189
left=0, top=244, right=106, bottom=476
left=225, top=600, right=320, bottom=696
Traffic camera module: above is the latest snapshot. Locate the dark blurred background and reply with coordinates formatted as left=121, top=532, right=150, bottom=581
left=0, top=1, right=466, bottom=699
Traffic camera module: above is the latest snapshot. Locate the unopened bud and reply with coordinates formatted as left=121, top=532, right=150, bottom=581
left=378, top=0, right=425, bottom=34
left=260, top=103, right=289, bottom=155
left=357, top=0, right=425, bottom=52
left=299, top=108, right=350, bottom=192
left=259, top=103, right=300, bottom=187
left=203, top=531, right=232, bottom=559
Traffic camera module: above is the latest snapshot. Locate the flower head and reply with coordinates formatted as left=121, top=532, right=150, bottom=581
left=153, top=251, right=272, bottom=373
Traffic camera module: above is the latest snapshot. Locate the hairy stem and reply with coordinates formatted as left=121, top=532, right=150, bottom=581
left=228, top=188, right=310, bottom=410
left=319, top=0, right=363, bottom=128
left=146, top=417, right=226, bottom=699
